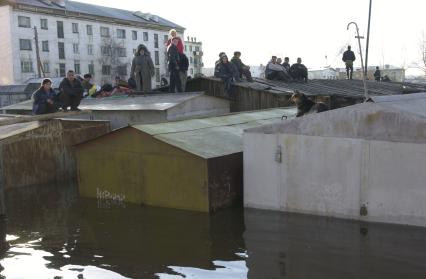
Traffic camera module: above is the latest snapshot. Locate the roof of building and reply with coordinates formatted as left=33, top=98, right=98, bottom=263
left=246, top=100, right=426, bottom=144
left=1, top=92, right=216, bottom=111
left=0, top=85, right=27, bottom=94
left=133, top=108, right=297, bottom=159
left=248, top=78, right=426, bottom=98
left=6, top=0, right=183, bottom=30
left=0, top=121, right=41, bottom=140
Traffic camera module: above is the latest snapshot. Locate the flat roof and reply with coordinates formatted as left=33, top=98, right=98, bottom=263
left=134, top=108, right=297, bottom=158
left=1, top=92, right=210, bottom=111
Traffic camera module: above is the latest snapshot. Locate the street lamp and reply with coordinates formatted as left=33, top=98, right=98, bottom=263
left=347, top=21, right=370, bottom=101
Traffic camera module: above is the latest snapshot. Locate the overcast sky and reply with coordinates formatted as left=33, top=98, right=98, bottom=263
left=80, top=0, right=425, bottom=74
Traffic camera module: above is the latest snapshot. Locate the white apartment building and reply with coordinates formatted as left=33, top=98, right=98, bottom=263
left=184, top=37, right=203, bottom=78
left=0, top=0, right=184, bottom=87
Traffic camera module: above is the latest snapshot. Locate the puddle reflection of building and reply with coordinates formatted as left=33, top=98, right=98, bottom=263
left=243, top=208, right=426, bottom=279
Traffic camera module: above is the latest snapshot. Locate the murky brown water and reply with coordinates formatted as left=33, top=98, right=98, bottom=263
left=1, top=184, right=426, bottom=278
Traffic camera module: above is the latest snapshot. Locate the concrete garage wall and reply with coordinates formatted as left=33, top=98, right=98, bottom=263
left=244, top=133, right=426, bottom=227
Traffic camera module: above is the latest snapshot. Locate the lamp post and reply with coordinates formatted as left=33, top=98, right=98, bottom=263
left=347, top=21, right=370, bottom=101
left=365, top=0, right=372, bottom=76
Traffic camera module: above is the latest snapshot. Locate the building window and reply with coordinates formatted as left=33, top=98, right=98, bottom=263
left=117, top=29, right=126, bottom=39
left=100, top=27, right=110, bottom=37
left=190, top=57, right=193, bottom=64
left=74, top=60, right=80, bottom=74
left=163, top=35, right=168, bottom=43
left=40, top=19, right=48, bottom=30
left=57, top=21, right=64, bottom=38
left=143, top=32, right=148, bottom=41
left=154, top=34, right=159, bottom=48
left=59, top=63, right=66, bottom=77
left=102, top=65, right=111, bottom=75
left=87, top=44, right=93, bottom=55
left=21, top=61, right=33, bottom=73
left=117, top=65, right=127, bottom=76
left=185, top=45, right=187, bottom=51
left=19, top=39, right=32, bottom=50
left=42, top=62, right=50, bottom=73
left=155, top=68, right=160, bottom=83
left=101, top=46, right=111, bottom=56
left=116, top=47, right=126, bottom=57
left=190, top=68, right=193, bottom=75
left=73, top=43, right=79, bottom=54
left=42, top=40, right=49, bottom=52
left=133, top=48, right=137, bottom=54
left=58, top=42, right=65, bottom=59
left=18, top=16, right=30, bottom=28
left=190, top=46, right=192, bottom=51
left=88, top=62, right=94, bottom=75
left=72, top=23, right=79, bottom=33
left=132, top=30, right=137, bottom=40
left=155, top=51, right=159, bottom=65
left=87, top=25, right=93, bottom=35
left=195, top=46, right=199, bottom=51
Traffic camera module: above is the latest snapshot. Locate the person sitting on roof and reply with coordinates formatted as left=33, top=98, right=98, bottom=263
left=111, top=76, right=132, bottom=96
left=58, top=70, right=84, bottom=111
left=290, top=57, right=308, bottom=83
left=282, top=57, right=291, bottom=72
left=82, top=73, right=98, bottom=97
left=265, top=56, right=292, bottom=82
left=214, top=54, right=240, bottom=96
left=231, top=51, right=253, bottom=82
left=32, top=78, right=59, bottom=115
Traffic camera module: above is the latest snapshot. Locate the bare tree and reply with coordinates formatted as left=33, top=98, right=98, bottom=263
left=417, top=31, right=426, bottom=77
left=98, top=38, right=131, bottom=83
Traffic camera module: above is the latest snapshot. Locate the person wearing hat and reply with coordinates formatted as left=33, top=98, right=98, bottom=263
left=131, top=44, right=155, bottom=92
left=165, top=29, right=184, bottom=54
left=231, top=51, right=253, bottom=82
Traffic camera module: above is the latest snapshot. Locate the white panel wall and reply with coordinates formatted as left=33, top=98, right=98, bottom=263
left=0, top=6, right=14, bottom=84
left=244, top=133, right=426, bottom=227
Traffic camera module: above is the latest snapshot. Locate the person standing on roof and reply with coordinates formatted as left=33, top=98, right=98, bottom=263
left=168, top=37, right=182, bottom=93
left=165, top=29, right=184, bottom=54
left=374, top=66, right=381, bottom=82
left=214, top=54, right=240, bottom=96
left=342, top=45, right=356, bottom=80
left=131, top=44, right=155, bottom=92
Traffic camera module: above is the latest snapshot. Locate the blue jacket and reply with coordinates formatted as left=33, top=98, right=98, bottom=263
left=32, top=87, right=58, bottom=114
left=214, top=62, right=239, bottom=80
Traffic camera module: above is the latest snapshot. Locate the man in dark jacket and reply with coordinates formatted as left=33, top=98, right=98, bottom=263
left=231, top=51, right=253, bottom=82
left=179, top=52, right=189, bottom=91
left=290, top=58, right=308, bottom=82
left=214, top=54, right=239, bottom=96
left=374, top=66, right=381, bottom=81
left=168, top=38, right=182, bottom=93
left=59, top=70, right=84, bottom=111
left=342, top=45, right=356, bottom=79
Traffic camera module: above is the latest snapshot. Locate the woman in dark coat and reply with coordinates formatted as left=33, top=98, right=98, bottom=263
left=32, top=78, right=58, bottom=115
left=130, top=44, right=155, bottom=92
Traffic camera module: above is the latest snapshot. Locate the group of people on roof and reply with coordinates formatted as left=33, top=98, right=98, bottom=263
left=266, top=56, right=308, bottom=83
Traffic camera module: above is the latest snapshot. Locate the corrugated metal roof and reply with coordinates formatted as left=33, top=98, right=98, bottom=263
left=8, top=0, right=183, bottom=29
left=133, top=108, right=297, bottom=158
left=1, top=92, right=207, bottom=111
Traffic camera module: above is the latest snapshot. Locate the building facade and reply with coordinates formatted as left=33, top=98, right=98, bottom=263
left=184, top=36, right=203, bottom=78
left=0, top=0, right=184, bottom=87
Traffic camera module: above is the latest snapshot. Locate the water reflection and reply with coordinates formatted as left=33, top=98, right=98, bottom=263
left=1, top=184, right=426, bottom=278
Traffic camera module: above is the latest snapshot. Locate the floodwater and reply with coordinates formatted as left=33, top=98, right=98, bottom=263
left=1, top=184, right=426, bottom=279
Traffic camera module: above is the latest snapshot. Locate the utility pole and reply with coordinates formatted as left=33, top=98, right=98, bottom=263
left=365, top=0, right=372, bottom=76
left=347, top=22, right=369, bottom=101
left=33, top=26, right=44, bottom=78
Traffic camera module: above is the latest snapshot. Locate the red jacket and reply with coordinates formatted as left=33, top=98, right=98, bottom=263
left=166, top=37, right=184, bottom=54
